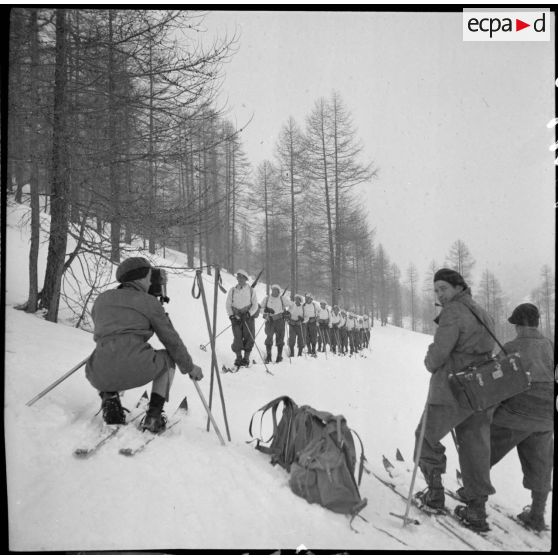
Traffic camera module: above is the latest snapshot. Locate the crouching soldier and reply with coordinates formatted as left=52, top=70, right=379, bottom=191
left=287, top=295, right=305, bottom=357
left=85, top=257, right=203, bottom=434
left=261, top=284, right=289, bottom=363
left=226, top=269, right=259, bottom=367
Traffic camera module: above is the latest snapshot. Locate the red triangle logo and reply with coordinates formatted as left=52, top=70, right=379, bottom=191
left=516, top=19, right=530, bottom=32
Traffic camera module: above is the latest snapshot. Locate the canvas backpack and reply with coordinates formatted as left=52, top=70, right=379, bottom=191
left=249, top=396, right=368, bottom=517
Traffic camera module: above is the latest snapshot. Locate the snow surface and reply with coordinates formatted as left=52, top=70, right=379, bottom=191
left=4, top=201, right=553, bottom=552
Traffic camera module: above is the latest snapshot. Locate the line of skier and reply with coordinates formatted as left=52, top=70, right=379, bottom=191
left=225, top=270, right=372, bottom=367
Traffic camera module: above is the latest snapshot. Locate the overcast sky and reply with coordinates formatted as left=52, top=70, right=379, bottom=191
left=202, top=9, right=555, bottom=302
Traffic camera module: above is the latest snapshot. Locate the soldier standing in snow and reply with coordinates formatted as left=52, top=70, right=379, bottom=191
left=461, top=303, right=553, bottom=532
left=338, top=310, right=348, bottom=355
left=261, top=284, right=290, bottom=363
left=346, top=311, right=358, bottom=355
left=363, top=314, right=372, bottom=348
left=415, top=268, right=495, bottom=532
left=287, top=294, right=305, bottom=357
left=226, top=269, right=259, bottom=368
left=317, top=300, right=331, bottom=352
left=329, top=304, right=342, bottom=354
left=302, top=293, right=320, bottom=357
left=356, top=315, right=364, bottom=351
left=85, top=257, right=203, bottom=434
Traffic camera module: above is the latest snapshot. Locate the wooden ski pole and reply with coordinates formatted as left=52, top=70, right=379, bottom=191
left=200, top=323, right=231, bottom=351
left=245, top=319, right=272, bottom=374
left=403, top=392, right=431, bottom=527
left=26, top=356, right=90, bottom=407
left=300, top=322, right=308, bottom=359
left=191, top=379, right=225, bottom=446
left=196, top=269, right=231, bottom=441
left=318, top=326, right=328, bottom=360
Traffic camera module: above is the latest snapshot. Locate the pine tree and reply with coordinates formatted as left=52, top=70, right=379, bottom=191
left=445, top=239, right=475, bottom=286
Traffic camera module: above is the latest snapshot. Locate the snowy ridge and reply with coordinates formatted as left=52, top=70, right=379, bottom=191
left=5, top=202, right=552, bottom=551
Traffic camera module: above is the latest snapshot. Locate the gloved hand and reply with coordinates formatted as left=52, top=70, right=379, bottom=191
left=263, top=312, right=270, bottom=321
left=298, top=316, right=304, bottom=322
left=283, top=311, right=290, bottom=319
left=189, top=364, right=203, bottom=381
left=230, top=315, right=240, bottom=323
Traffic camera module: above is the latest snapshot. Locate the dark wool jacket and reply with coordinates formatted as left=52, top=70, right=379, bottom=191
left=493, top=327, right=554, bottom=431
left=85, top=282, right=193, bottom=392
left=425, top=289, right=495, bottom=405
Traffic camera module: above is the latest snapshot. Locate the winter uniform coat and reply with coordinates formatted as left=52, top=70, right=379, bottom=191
left=490, top=327, right=554, bottom=493
left=226, top=284, right=259, bottom=317
left=86, top=282, right=194, bottom=392
left=493, top=327, right=554, bottom=431
left=425, top=289, right=495, bottom=406
left=261, top=294, right=289, bottom=320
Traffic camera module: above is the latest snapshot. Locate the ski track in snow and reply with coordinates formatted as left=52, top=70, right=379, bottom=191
left=5, top=202, right=553, bottom=552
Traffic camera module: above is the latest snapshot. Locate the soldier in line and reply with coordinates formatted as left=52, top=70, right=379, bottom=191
left=329, top=304, right=342, bottom=354
left=317, top=300, right=331, bottom=353
left=338, top=310, right=348, bottom=355
left=345, top=311, right=358, bottom=355
left=261, top=284, right=290, bottom=363
left=287, top=294, right=306, bottom=357
left=225, top=269, right=259, bottom=368
left=302, top=293, right=320, bottom=357
left=362, top=314, right=372, bottom=348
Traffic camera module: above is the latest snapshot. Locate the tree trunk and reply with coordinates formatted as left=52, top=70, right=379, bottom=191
left=264, top=164, right=270, bottom=294
left=108, top=11, right=121, bottom=263
left=289, top=132, right=297, bottom=299
left=41, top=9, right=69, bottom=322
left=25, top=8, right=40, bottom=313
left=148, top=36, right=156, bottom=255
left=318, top=103, right=336, bottom=304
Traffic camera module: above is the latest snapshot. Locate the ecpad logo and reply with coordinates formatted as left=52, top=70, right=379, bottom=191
left=463, top=11, right=550, bottom=41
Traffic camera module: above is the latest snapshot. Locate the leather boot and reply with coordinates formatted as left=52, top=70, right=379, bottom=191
left=517, top=491, right=549, bottom=531
left=141, top=392, right=167, bottom=434
left=455, top=498, right=489, bottom=532
left=416, top=470, right=445, bottom=510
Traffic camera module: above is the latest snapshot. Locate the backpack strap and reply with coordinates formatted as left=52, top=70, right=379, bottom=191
left=350, top=428, right=368, bottom=486
left=248, top=396, right=295, bottom=448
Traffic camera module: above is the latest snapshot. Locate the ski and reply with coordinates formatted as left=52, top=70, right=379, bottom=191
left=119, top=396, right=188, bottom=457
left=73, top=425, right=123, bottom=458
left=73, top=392, right=149, bottom=458
left=118, top=418, right=182, bottom=456
left=380, top=455, right=514, bottom=548
left=372, top=472, right=479, bottom=551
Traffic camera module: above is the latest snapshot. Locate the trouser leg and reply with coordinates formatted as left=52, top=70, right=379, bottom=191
left=455, top=407, right=496, bottom=499
left=243, top=318, right=256, bottom=352
left=516, top=430, right=554, bottom=493
left=152, top=366, right=175, bottom=402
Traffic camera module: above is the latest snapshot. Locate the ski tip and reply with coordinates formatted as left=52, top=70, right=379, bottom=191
left=178, top=396, right=189, bottom=412
left=119, top=448, right=134, bottom=457
left=73, top=448, right=91, bottom=458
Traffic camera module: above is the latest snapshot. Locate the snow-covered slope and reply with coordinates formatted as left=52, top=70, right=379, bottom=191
left=5, top=202, right=552, bottom=552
